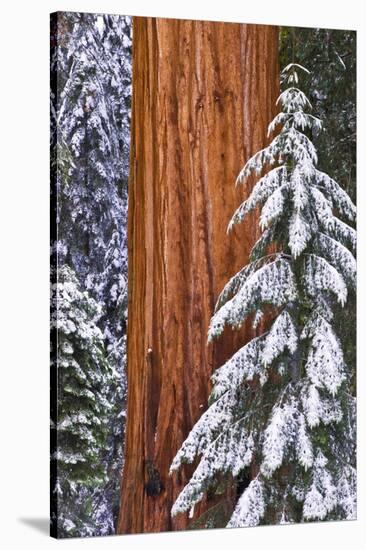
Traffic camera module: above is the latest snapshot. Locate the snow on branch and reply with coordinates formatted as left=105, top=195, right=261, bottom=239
left=262, top=310, right=298, bottom=366
left=209, top=336, right=264, bottom=400
left=316, top=233, right=356, bottom=289
left=330, top=217, right=356, bottom=253
left=301, top=382, right=342, bottom=428
left=229, top=166, right=287, bottom=230
left=260, top=183, right=290, bottom=229
left=282, top=63, right=311, bottom=75
left=288, top=211, right=312, bottom=258
left=277, top=87, right=312, bottom=113
left=170, top=390, right=238, bottom=470
left=303, top=254, right=348, bottom=306
left=171, top=421, right=254, bottom=516
left=235, top=135, right=283, bottom=185
left=314, top=169, right=356, bottom=222
left=336, top=466, right=357, bottom=520
left=208, top=259, right=298, bottom=341
left=227, top=476, right=265, bottom=528
left=301, top=314, right=345, bottom=395
left=210, top=309, right=298, bottom=402
left=303, top=451, right=337, bottom=520
left=268, top=111, right=322, bottom=137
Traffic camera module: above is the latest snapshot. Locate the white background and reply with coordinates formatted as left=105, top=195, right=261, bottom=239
left=0, top=0, right=364, bottom=548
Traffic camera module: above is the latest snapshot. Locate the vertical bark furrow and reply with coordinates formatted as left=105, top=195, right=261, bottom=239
left=118, top=18, right=279, bottom=534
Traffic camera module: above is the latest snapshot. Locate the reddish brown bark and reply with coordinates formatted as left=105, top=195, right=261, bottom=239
left=117, top=17, right=279, bottom=534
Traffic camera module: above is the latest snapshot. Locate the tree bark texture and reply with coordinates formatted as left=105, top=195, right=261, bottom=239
left=117, top=17, right=279, bottom=534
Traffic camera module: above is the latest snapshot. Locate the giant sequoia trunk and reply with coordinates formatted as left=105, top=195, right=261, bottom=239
left=117, top=17, right=279, bottom=534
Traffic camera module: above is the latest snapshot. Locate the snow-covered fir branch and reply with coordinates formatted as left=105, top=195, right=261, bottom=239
left=170, top=63, right=356, bottom=527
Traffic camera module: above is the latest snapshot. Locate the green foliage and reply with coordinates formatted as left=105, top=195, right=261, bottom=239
left=50, top=265, right=113, bottom=536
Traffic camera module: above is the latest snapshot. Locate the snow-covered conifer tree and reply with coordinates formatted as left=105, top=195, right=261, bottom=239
left=51, top=12, right=131, bottom=536
left=56, top=13, right=131, bottom=288
left=50, top=265, right=113, bottom=536
left=170, top=64, right=356, bottom=526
